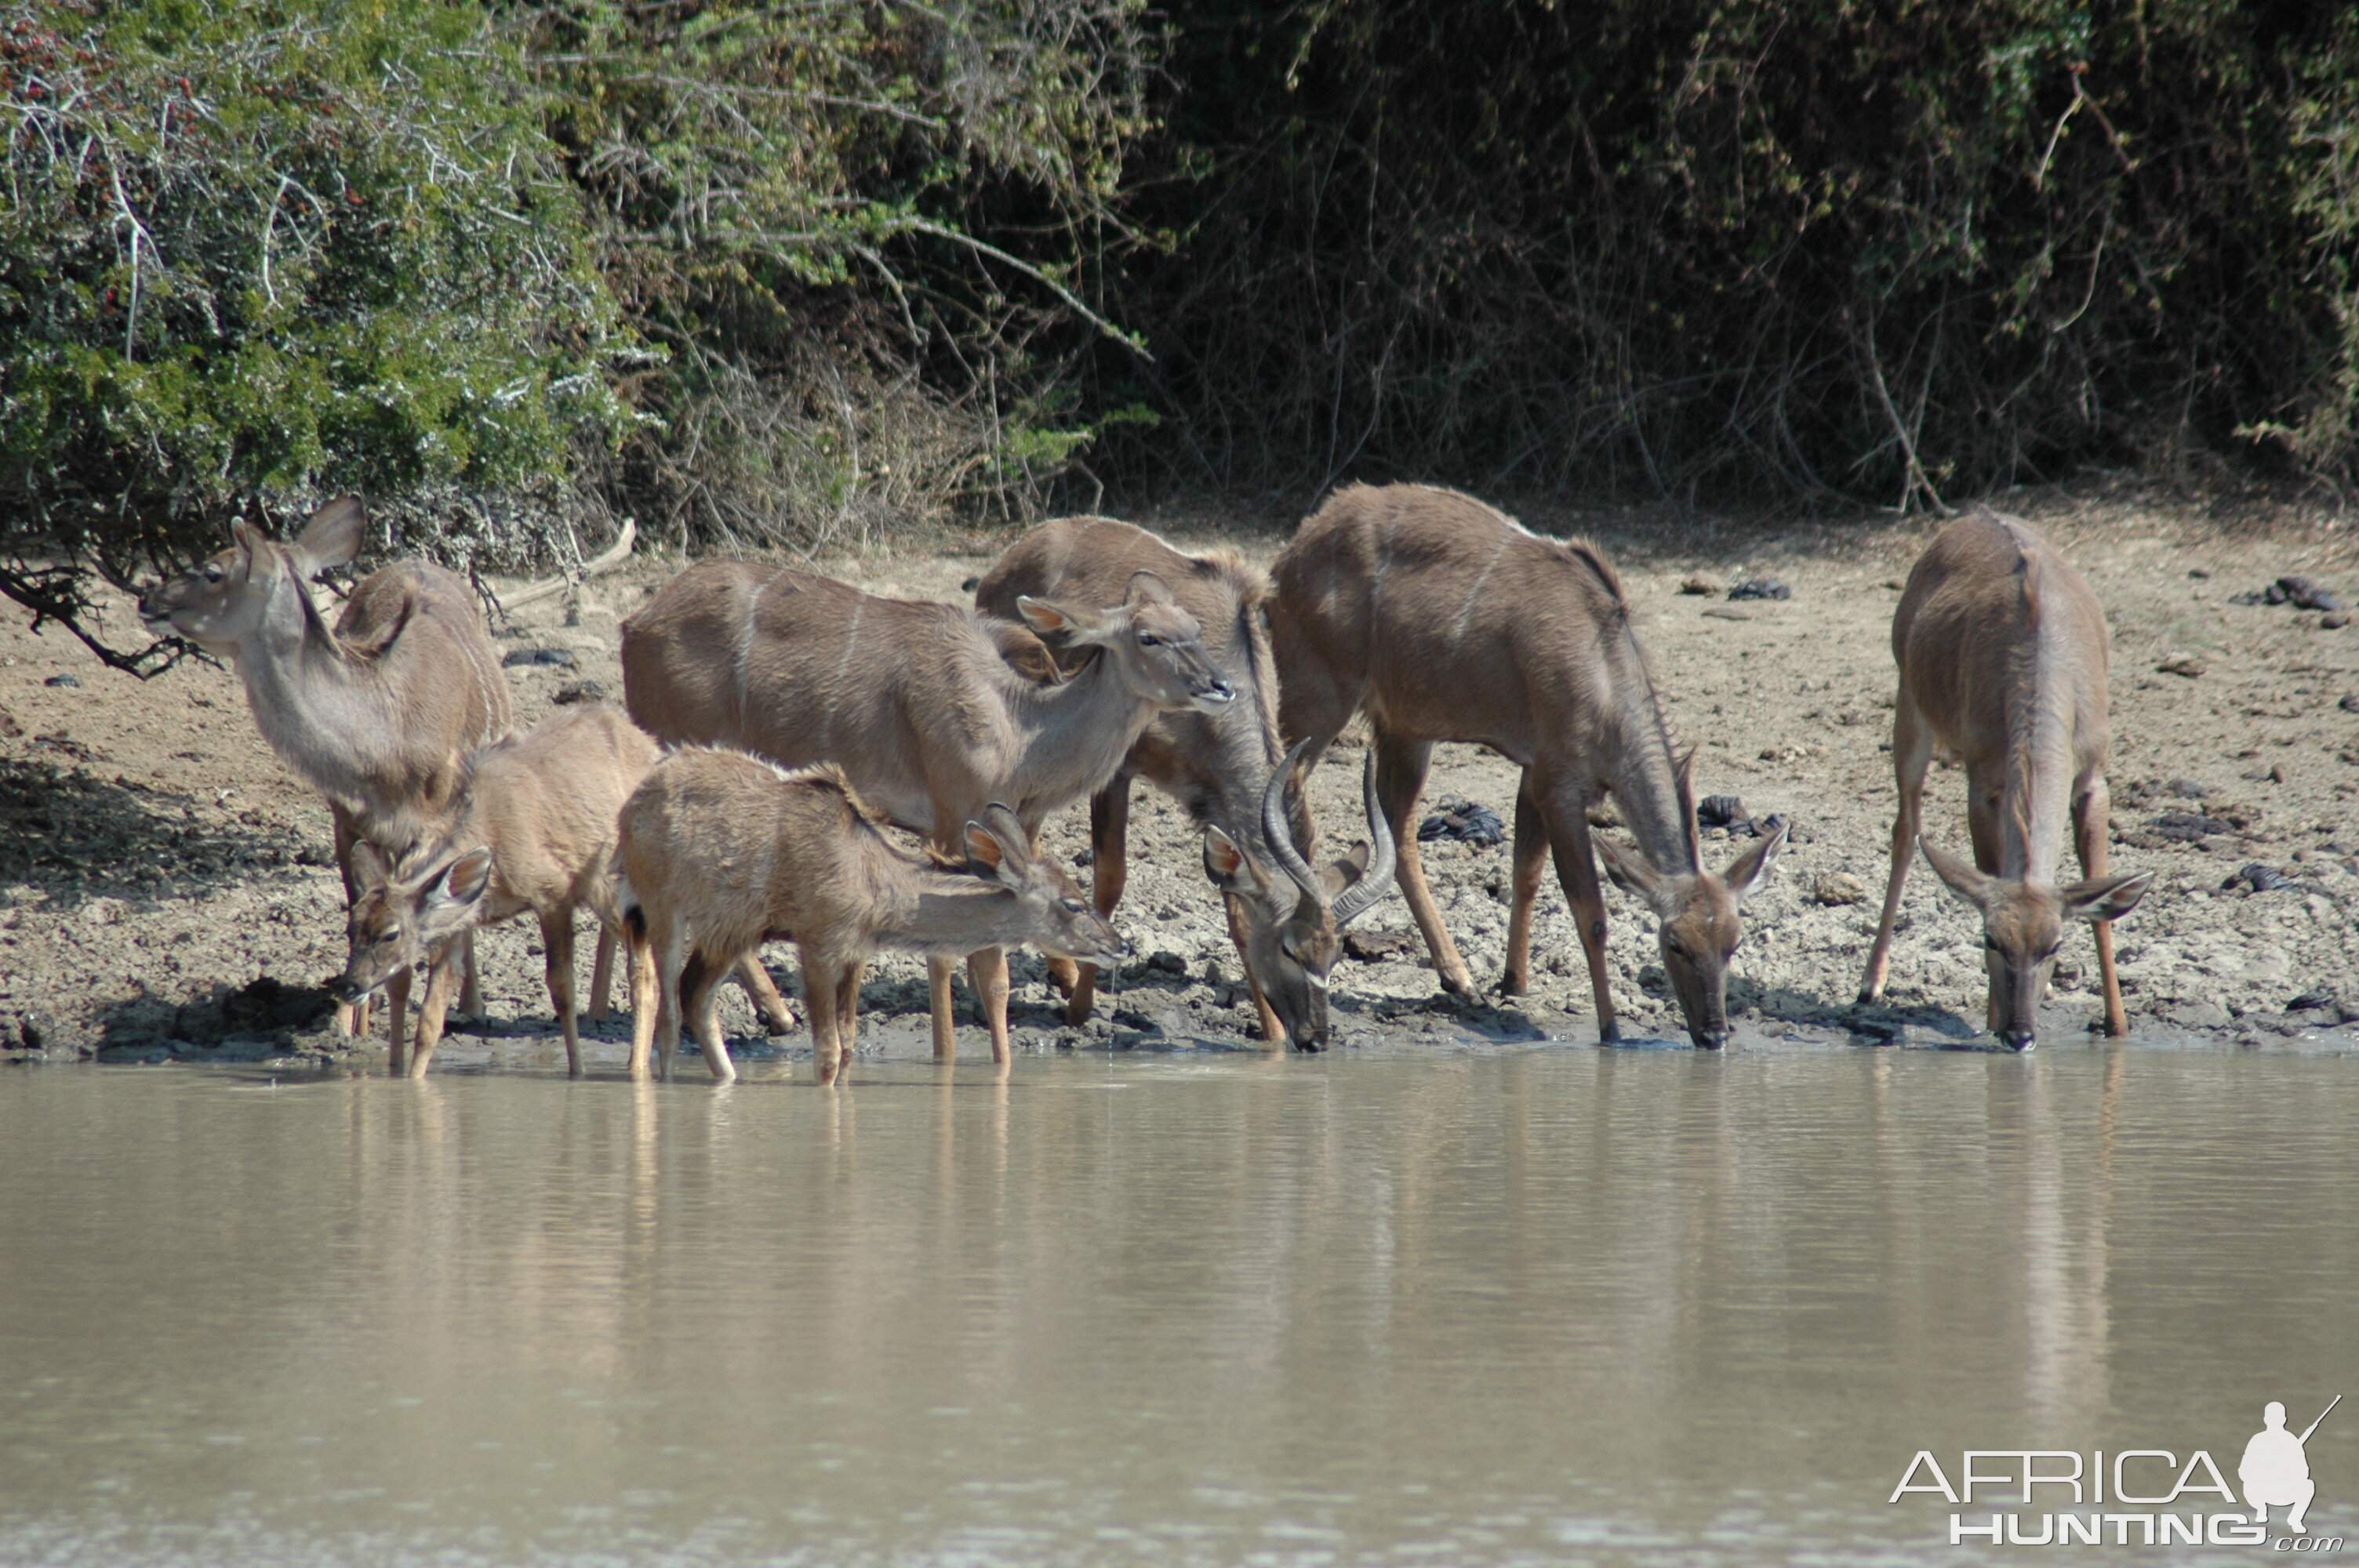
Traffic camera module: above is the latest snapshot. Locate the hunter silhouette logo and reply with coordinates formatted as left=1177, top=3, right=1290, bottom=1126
left=2244, top=1396, right=2338, bottom=1536
left=1889, top=1395, right=2343, bottom=1546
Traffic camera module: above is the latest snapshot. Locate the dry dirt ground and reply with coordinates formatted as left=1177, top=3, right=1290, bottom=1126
left=5, top=485, right=2357, bottom=1071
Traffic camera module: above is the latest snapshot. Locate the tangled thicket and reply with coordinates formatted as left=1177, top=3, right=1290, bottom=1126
left=6, top=0, right=2359, bottom=671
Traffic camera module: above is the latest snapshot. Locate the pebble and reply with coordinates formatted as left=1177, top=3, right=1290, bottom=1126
left=501, top=648, right=577, bottom=668
left=1809, top=873, right=1868, bottom=906
left=551, top=680, right=607, bottom=705
left=1679, top=576, right=1719, bottom=596
left=1728, top=578, right=1792, bottom=601
left=43, top=673, right=79, bottom=688
left=2156, top=654, right=2205, bottom=677
left=1701, top=606, right=1753, bottom=621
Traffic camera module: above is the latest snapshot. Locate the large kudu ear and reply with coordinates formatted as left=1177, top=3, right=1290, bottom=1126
left=1594, top=834, right=1677, bottom=917
left=1674, top=749, right=1704, bottom=864
left=430, top=847, right=496, bottom=913
left=1918, top=837, right=1996, bottom=911
left=1124, top=569, right=1176, bottom=608
left=964, top=805, right=1032, bottom=887
left=348, top=838, right=394, bottom=891
left=1202, top=826, right=1269, bottom=898
left=1015, top=594, right=1114, bottom=647
left=227, top=518, right=267, bottom=577
left=1721, top=818, right=1789, bottom=902
left=2061, top=869, right=2153, bottom=923
left=293, top=496, right=365, bottom=578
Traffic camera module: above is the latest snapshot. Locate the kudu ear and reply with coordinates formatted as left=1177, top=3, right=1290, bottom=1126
left=228, top=517, right=267, bottom=566
left=964, top=809, right=1030, bottom=887
left=1593, top=834, right=1677, bottom=916
left=1918, top=837, right=1995, bottom=910
left=434, top=848, right=496, bottom=912
left=1015, top=594, right=1110, bottom=647
left=2061, top=869, right=2153, bottom=924
left=292, top=495, right=365, bottom=578
left=1721, top=818, right=1789, bottom=902
left=1202, top=826, right=1268, bottom=898
left=348, top=838, right=394, bottom=891
left=1124, top=570, right=1176, bottom=608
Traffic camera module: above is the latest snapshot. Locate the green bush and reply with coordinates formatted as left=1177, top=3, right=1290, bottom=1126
left=0, top=0, right=631, bottom=670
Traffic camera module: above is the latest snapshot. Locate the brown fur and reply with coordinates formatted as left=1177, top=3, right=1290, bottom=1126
left=1270, top=483, right=1783, bottom=1047
left=975, top=515, right=1390, bottom=1047
left=619, top=557, right=1234, bottom=1062
left=140, top=497, right=512, bottom=1042
left=1857, top=508, right=2152, bottom=1047
left=614, top=750, right=1125, bottom=1083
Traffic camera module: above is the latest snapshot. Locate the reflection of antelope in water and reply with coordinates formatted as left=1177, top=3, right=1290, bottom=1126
left=139, top=496, right=512, bottom=1043
left=1271, top=484, right=1784, bottom=1047
left=615, top=750, right=1127, bottom=1083
left=976, top=517, right=1395, bottom=1048
left=1857, top=510, right=2150, bottom=1047
left=333, top=706, right=793, bottom=1077
left=621, top=561, right=1232, bottom=1062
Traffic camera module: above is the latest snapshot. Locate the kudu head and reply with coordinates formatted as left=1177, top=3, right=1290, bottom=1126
left=1201, top=739, right=1396, bottom=1051
left=140, top=496, right=367, bottom=654
left=334, top=839, right=495, bottom=1004
left=1590, top=757, right=1787, bottom=1048
left=963, top=804, right=1130, bottom=966
left=1919, top=837, right=2150, bottom=1051
left=1015, top=571, right=1236, bottom=714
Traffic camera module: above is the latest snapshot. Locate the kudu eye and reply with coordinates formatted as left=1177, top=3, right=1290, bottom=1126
left=202, top=567, right=224, bottom=583
left=1137, top=633, right=1161, bottom=648
left=1060, top=898, right=1086, bottom=914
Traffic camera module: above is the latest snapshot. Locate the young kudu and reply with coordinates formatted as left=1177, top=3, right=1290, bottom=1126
left=139, top=496, right=511, bottom=1040
left=1856, top=509, right=2152, bottom=1048
left=974, top=516, right=1394, bottom=1046
left=334, top=706, right=794, bottom=1077
left=620, top=561, right=1234, bottom=1062
left=615, top=752, right=1126, bottom=1083
left=1271, top=484, right=1785, bottom=1047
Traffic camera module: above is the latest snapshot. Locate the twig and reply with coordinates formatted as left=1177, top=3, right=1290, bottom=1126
left=485, top=518, right=636, bottom=612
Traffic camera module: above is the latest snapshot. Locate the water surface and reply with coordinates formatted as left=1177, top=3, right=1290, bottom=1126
left=2, top=1041, right=2353, bottom=1565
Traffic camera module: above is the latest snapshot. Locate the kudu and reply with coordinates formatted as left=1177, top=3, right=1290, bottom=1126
left=974, top=516, right=1393, bottom=1046
left=334, top=706, right=794, bottom=1077
left=140, top=496, right=511, bottom=1040
left=621, top=561, right=1234, bottom=1062
left=1856, top=509, right=2152, bottom=1048
left=1270, top=484, right=1786, bottom=1047
left=615, top=750, right=1127, bottom=1083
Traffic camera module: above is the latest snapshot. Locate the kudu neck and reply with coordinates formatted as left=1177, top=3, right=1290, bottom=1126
left=1007, top=649, right=1165, bottom=814
left=885, top=873, right=1038, bottom=955
left=1606, top=743, right=1699, bottom=877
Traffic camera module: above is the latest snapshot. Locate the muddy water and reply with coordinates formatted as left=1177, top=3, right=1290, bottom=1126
left=2, top=1044, right=2354, bottom=1566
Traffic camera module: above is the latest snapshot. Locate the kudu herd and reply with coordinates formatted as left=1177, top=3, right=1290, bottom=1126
left=136, top=482, right=2154, bottom=1080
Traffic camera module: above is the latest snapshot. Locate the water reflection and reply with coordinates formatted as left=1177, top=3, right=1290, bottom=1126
left=0, top=1045, right=2350, bottom=1566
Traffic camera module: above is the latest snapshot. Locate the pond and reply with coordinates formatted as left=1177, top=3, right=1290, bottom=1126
left=2, top=1038, right=2353, bottom=1565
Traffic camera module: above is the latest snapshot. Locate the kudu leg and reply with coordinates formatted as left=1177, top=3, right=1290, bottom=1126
left=331, top=808, right=371, bottom=1038
left=682, top=950, right=735, bottom=1084
left=927, top=956, right=959, bottom=1060
left=456, top=930, right=482, bottom=1018
left=2076, top=775, right=2132, bottom=1038
left=383, top=967, right=414, bottom=1076
left=1374, top=735, right=1476, bottom=996
left=969, top=946, right=1012, bottom=1065
left=542, top=912, right=580, bottom=1077
left=624, top=921, right=659, bottom=1079
left=1858, top=700, right=1932, bottom=1004
left=652, top=925, right=692, bottom=1081
left=1541, top=797, right=1619, bottom=1044
left=1062, top=776, right=1133, bottom=1024
left=587, top=922, right=617, bottom=1022
left=406, top=953, right=461, bottom=1080
left=735, top=955, right=796, bottom=1034
left=837, top=961, right=864, bottom=1065
left=1499, top=782, right=1550, bottom=996
left=805, top=953, right=843, bottom=1087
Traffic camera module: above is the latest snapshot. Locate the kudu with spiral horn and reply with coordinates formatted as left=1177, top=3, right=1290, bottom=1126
left=1201, top=739, right=1397, bottom=1049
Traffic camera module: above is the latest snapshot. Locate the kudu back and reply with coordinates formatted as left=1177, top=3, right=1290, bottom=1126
left=975, top=516, right=1394, bottom=1047
left=1271, top=483, right=1784, bottom=1047
left=140, top=495, right=512, bottom=1037
left=1857, top=509, right=2151, bottom=1047
left=615, top=751, right=1125, bottom=1083
left=620, top=559, right=1234, bottom=1061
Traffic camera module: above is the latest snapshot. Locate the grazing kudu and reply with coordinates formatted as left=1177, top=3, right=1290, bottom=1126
left=621, top=561, right=1234, bottom=1062
left=615, top=751, right=1127, bottom=1083
left=1856, top=509, right=2151, bottom=1048
left=333, top=706, right=794, bottom=1077
left=1271, top=484, right=1786, bottom=1047
left=974, top=517, right=1393, bottom=1044
left=139, top=496, right=511, bottom=1042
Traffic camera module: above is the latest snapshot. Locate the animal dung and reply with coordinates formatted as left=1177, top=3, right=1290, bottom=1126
left=1343, top=930, right=1416, bottom=963
left=2324, top=612, right=2351, bottom=630
left=1417, top=799, right=1506, bottom=847
left=2233, top=575, right=2346, bottom=611
left=2156, top=654, right=2205, bottom=677
left=1701, top=606, right=1753, bottom=621
left=1728, top=578, right=1793, bottom=601
left=43, top=673, right=80, bottom=688
left=1696, top=795, right=1748, bottom=829
left=551, top=680, right=608, bottom=706
left=1809, top=872, right=1867, bottom=906
left=502, top=647, right=578, bottom=668
left=1679, top=575, right=1720, bottom=596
